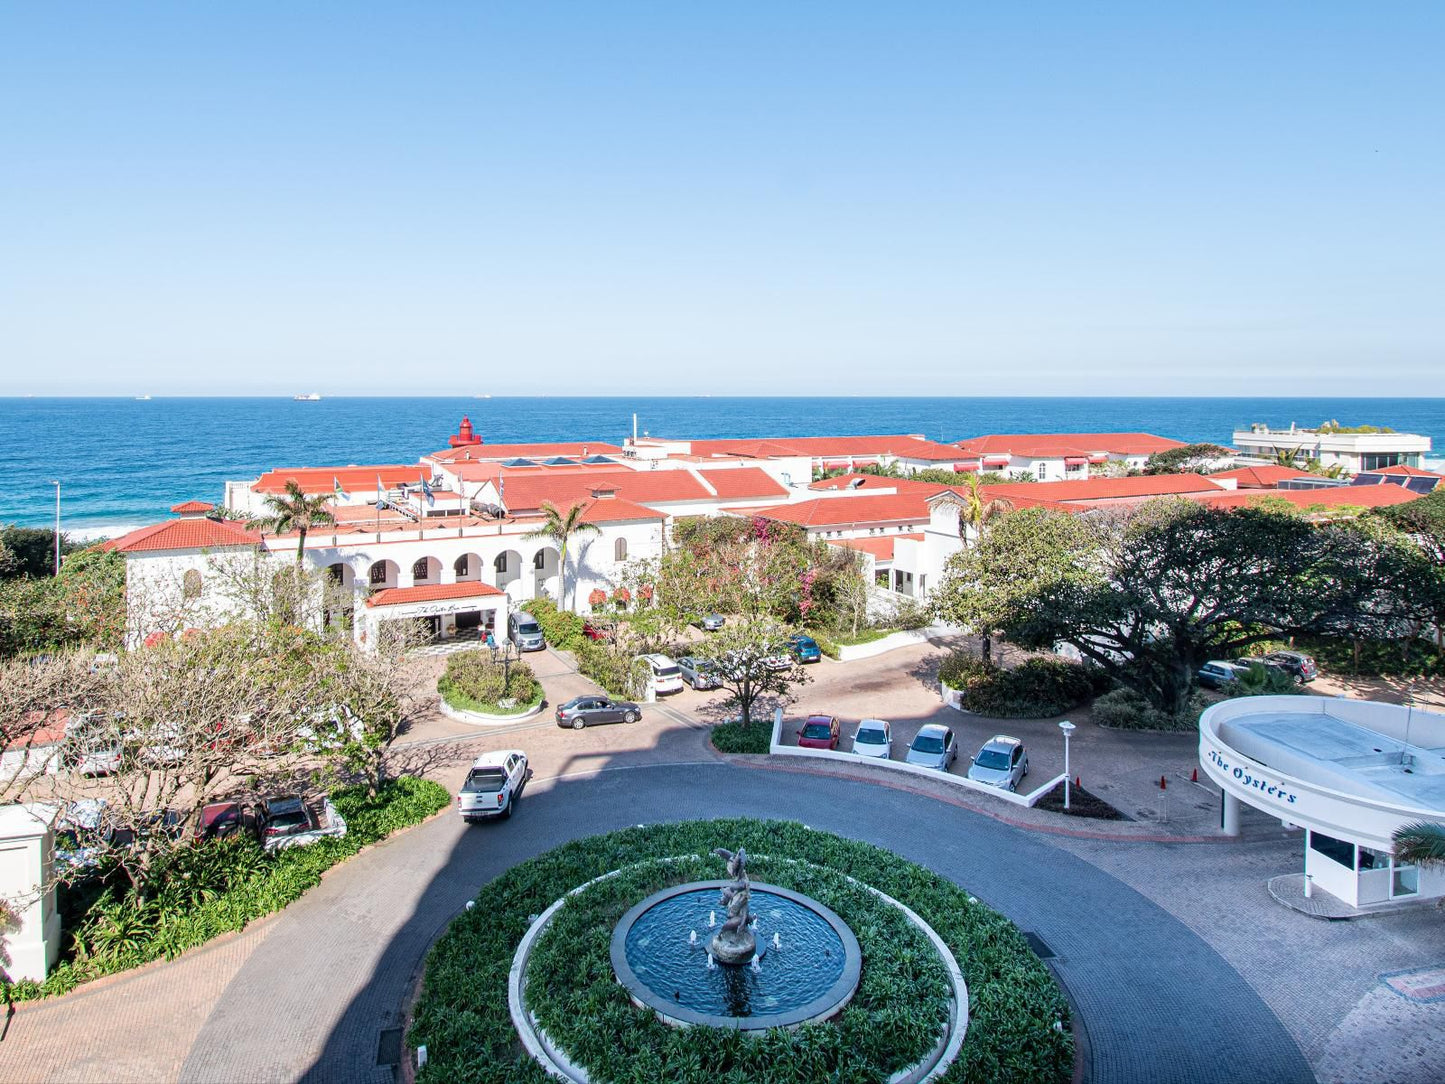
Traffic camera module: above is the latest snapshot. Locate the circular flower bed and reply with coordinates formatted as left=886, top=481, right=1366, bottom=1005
left=408, top=819, right=1073, bottom=1084
left=436, top=650, right=541, bottom=715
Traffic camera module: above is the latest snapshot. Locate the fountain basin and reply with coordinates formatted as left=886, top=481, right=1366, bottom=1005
left=610, top=880, right=861, bottom=1030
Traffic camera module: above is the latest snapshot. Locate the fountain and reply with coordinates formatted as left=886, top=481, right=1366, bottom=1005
left=609, top=844, right=862, bottom=1030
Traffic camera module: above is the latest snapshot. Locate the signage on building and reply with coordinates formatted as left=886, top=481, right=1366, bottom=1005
left=1202, top=742, right=1299, bottom=807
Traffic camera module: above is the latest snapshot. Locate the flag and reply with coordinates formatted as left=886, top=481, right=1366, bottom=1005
left=333, top=476, right=347, bottom=501
left=421, top=476, right=435, bottom=506
left=376, top=473, right=385, bottom=495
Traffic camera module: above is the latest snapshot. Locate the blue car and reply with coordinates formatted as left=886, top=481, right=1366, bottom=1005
left=787, top=634, right=822, bottom=663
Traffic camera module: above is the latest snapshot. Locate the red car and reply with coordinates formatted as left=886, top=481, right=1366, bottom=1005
left=582, top=619, right=615, bottom=642
left=796, top=714, right=840, bottom=750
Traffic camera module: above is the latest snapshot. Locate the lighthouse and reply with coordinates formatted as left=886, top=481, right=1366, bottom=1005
left=448, top=416, right=484, bottom=448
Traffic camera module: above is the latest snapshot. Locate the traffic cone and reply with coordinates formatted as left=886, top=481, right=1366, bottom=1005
left=1191, top=768, right=1198, bottom=783
left=1074, top=775, right=1081, bottom=789
left=1159, top=775, right=1167, bottom=790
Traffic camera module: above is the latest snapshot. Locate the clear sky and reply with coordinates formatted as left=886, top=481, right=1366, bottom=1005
left=1, top=2, right=1441, bottom=396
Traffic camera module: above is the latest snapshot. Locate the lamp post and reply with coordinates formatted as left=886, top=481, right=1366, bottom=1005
left=48, top=480, right=61, bottom=575
left=1058, top=720, right=1076, bottom=811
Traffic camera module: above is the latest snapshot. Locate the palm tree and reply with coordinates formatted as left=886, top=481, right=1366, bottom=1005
left=1392, top=822, right=1445, bottom=868
left=957, top=474, right=1013, bottom=662
left=255, top=479, right=336, bottom=568
left=524, top=500, right=600, bottom=610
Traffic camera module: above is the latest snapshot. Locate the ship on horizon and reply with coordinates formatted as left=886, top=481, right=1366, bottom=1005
left=293, top=393, right=322, bottom=401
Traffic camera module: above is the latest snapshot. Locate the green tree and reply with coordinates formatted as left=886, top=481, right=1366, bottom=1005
left=696, top=618, right=809, bottom=728
left=1142, top=443, right=1232, bottom=475
left=932, top=500, right=1370, bottom=717
left=1378, top=490, right=1445, bottom=657
left=524, top=500, right=601, bottom=611
left=0, top=525, right=82, bottom=579
left=954, top=474, right=1014, bottom=662
left=254, top=480, right=335, bottom=568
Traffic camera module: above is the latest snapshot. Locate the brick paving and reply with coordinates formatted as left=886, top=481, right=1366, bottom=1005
left=2, top=639, right=1443, bottom=1082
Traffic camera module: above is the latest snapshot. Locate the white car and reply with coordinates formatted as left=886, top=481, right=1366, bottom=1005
left=637, top=654, right=685, bottom=696
left=851, top=719, right=892, bottom=759
left=966, top=735, right=1029, bottom=791
left=458, top=749, right=529, bottom=821
left=261, top=795, right=347, bottom=851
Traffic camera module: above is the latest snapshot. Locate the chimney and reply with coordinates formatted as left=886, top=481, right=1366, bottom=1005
left=590, top=486, right=617, bottom=500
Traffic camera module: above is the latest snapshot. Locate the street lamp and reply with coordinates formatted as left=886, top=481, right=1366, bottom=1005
left=1058, top=720, right=1076, bottom=811
left=48, top=480, right=61, bottom=575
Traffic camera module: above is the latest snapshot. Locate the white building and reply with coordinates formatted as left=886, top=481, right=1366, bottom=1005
left=1200, top=695, right=1445, bottom=910
left=952, top=432, right=1189, bottom=481
left=1232, top=424, right=1431, bottom=476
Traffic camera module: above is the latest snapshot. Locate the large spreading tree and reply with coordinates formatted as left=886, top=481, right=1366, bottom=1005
left=932, top=499, right=1402, bottom=716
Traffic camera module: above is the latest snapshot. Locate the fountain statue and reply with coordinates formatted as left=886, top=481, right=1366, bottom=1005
left=709, top=846, right=757, bottom=965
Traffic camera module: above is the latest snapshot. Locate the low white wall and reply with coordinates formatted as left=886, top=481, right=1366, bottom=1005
left=836, top=629, right=928, bottom=662
left=768, top=709, right=1063, bottom=809
left=438, top=697, right=546, bottom=727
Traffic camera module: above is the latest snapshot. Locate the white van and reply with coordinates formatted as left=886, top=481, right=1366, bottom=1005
left=637, top=654, right=684, bottom=695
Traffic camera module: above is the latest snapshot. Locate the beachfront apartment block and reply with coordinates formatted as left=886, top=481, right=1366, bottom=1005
left=1232, top=424, right=1431, bottom=475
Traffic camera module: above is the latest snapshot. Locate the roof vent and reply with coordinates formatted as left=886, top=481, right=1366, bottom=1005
left=591, top=486, right=618, bottom=500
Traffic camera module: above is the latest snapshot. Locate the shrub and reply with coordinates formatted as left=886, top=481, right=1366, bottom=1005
left=5, top=776, right=449, bottom=1002
left=803, top=628, right=841, bottom=658
left=438, top=651, right=539, bottom=712
left=574, top=638, right=647, bottom=699
left=523, top=597, right=586, bottom=651
left=710, top=720, right=771, bottom=754
left=939, top=653, right=1099, bottom=718
left=1091, top=687, right=1207, bottom=732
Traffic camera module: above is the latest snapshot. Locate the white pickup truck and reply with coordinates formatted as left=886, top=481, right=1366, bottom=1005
left=457, top=749, right=529, bottom=822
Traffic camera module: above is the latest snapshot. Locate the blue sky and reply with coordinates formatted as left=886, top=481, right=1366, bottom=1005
left=1, top=2, right=1441, bottom=396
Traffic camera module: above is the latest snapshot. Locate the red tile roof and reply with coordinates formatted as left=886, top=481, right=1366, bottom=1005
left=687, top=434, right=966, bottom=462
left=982, top=474, right=1225, bottom=504
left=826, top=533, right=925, bottom=561
left=365, top=581, right=506, bottom=608
left=695, top=469, right=788, bottom=500
left=735, top=494, right=933, bottom=529
left=955, top=432, right=1187, bottom=457
left=497, top=467, right=783, bottom=513
left=252, top=465, right=427, bottom=495
left=1367, top=464, right=1442, bottom=477
left=169, top=500, right=216, bottom=514
left=1209, top=465, right=1312, bottom=488
left=1196, top=486, right=1425, bottom=511
left=576, top=496, right=667, bottom=524
left=808, top=473, right=948, bottom=494
left=428, top=441, right=625, bottom=463
left=99, top=518, right=262, bottom=554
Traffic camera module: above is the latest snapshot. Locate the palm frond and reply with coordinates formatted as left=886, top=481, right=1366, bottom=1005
left=1392, top=821, right=1445, bottom=868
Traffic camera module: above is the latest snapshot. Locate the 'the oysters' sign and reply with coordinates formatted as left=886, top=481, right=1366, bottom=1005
left=1203, top=744, right=1299, bottom=807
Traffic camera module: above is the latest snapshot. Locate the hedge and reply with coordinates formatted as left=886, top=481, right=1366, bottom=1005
left=4, top=776, right=450, bottom=1002
left=710, top=720, right=772, bottom=754
left=1090, top=687, right=1207, bottom=732
left=527, top=855, right=951, bottom=1082
left=409, top=819, right=1073, bottom=1084
left=938, top=653, right=1103, bottom=718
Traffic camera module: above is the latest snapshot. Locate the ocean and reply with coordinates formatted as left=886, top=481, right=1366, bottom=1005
left=3, top=396, right=1444, bottom=534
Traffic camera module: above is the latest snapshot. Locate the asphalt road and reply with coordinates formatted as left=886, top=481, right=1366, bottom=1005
left=176, top=759, right=1312, bottom=1084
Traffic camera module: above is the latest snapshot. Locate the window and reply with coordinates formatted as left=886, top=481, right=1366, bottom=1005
left=534, top=551, right=546, bottom=570
left=1036, top=462, right=1048, bottom=480
left=369, top=561, right=388, bottom=585
left=1362, top=453, right=1403, bottom=471
left=412, top=558, right=430, bottom=581
left=615, top=537, right=627, bottom=562
left=182, top=569, right=202, bottom=600
left=454, top=555, right=469, bottom=577
left=495, top=553, right=508, bottom=574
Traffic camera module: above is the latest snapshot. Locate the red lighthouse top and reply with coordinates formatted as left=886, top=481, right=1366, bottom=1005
left=448, top=415, right=484, bottom=447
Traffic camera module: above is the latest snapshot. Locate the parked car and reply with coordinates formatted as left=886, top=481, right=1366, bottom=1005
left=1264, top=650, right=1318, bottom=684
left=966, top=735, right=1029, bottom=791
left=637, top=654, right=685, bottom=695
left=694, top=613, right=726, bottom=632
left=1197, top=660, right=1249, bottom=689
left=905, top=724, right=958, bottom=771
left=457, top=749, right=529, bottom=822
left=556, top=695, right=642, bottom=729
left=64, top=711, right=123, bottom=776
left=261, top=795, right=346, bottom=852
left=850, top=718, right=892, bottom=759
left=761, top=653, right=793, bottom=672
left=796, top=714, right=841, bottom=750
left=508, top=612, right=546, bottom=652
left=787, top=635, right=822, bottom=664
left=677, top=655, right=721, bottom=690
left=55, top=799, right=111, bottom=873
left=582, top=618, right=615, bottom=641
left=196, top=800, right=262, bottom=842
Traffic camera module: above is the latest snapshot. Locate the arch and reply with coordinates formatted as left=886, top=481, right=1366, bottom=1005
left=495, top=549, right=523, bottom=597
left=411, top=556, right=442, bottom=585
left=614, top=536, right=628, bottom=562
left=368, top=559, right=399, bottom=590
left=532, top=547, right=560, bottom=602
left=182, top=569, right=203, bottom=600
left=454, top=553, right=482, bottom=582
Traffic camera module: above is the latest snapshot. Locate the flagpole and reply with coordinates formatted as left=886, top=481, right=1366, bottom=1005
left=48, top=479, right=61, bottom=574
